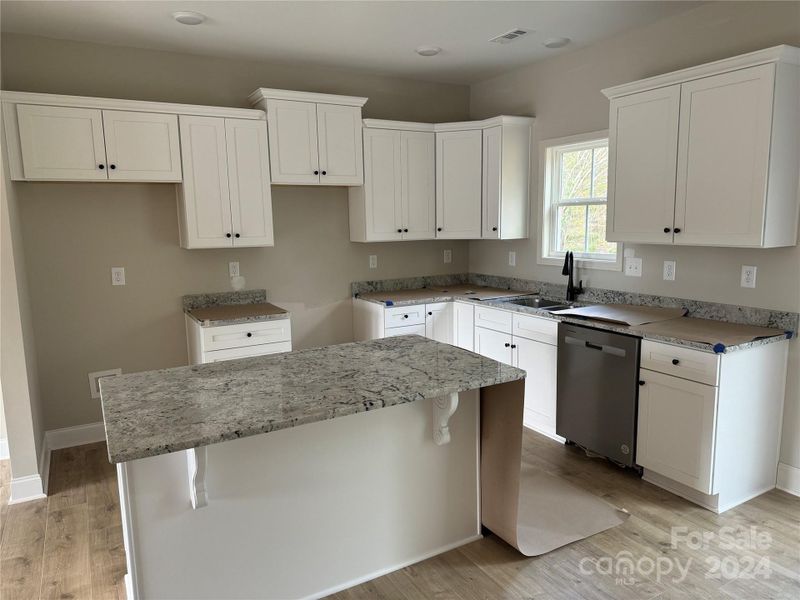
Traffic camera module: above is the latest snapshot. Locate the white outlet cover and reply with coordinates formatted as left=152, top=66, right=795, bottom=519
left=623, top=247, right=636, bottom=259
left=624, top=257, right=642, bottom=277
left=88, top=368, right=122, bottom=399
left=443, top=249, right=452, bottom=264
left=508, top=251, right=516, bottom=267
left=229, top=261, right=240, bottom=277
left=741, top=265, right=757, bottom=288
left=111, top=267, right=125, bottom=286
left=369, top=255, right=378, bottom=269
left=663, top=260, right=676, bottom=281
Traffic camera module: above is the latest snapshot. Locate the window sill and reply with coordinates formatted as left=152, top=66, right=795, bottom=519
left=538, top=255, right=622, bottom=272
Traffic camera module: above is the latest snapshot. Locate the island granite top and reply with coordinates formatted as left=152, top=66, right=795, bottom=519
left=100, top=335, right=525, bottom=463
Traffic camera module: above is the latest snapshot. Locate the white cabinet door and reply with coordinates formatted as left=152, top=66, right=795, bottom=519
left=482, top=125, right=502, bottom=239
left=316, top=104, right=364, bottom=185
left=674, top=64, right=775, bottom=247
left=16, top=104, right=108, bottom=180
left=177, top=115, right=233, bottom=249
left=102, top=110, right=181, bottom=181
left=474, top=326, right=513, bottom=365
left=436, top=130, right=482, bottom=239
left=424, top=302, right=453, bottom=344
left=384, top=324, right=426, bottom=337
left=606, top=85, right=680, bottom=244
left=401, top=131, right=436, bottom=240
left=637, top=369, right=718, bottom=494
left=362, top=128, right=402, bottom=241
left=266, top=99, right=320, bottom=184
left=452, top=302, right=474, bottom=352
left=226, top=119, right=274, bottom=247
left=513, top=337, right=557, bottom=437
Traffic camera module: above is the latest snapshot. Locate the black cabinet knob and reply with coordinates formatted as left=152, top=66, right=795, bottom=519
left=397, top=229, right=402, bottom=233
left=403, top=228, right=408, bottom=233
left=313, top=170, right=319, bottom=175
left=235, top=233, right=240, bottom=238
left=246, top=332, right=252, bottom=338
left=510, top=344, right=516, bottom=349
left=226, top=233, right=232, bottom=238
left=109, top=164, right=116, bottom=170
left=492, top=227, right=497, bottom=231
left=638, top=380, right=645, bottom=386
left=403, top=314, right=409, bottom=319
left=428, top=312, right=432, bottom=316
left=504, top=342, right=511, bottom=348
left=437, top=227, right=442, bottom=232
left=98, top=164, right=105, bottom=170
left=664, top=227, right=671, bottom=233
left=674, top=228, right=682, bottom=233
left=321, top=170, right=327, bottom=175
left=672, top=358, right=680, bottom=365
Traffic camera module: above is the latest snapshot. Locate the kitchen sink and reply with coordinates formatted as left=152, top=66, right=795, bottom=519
left=501, top=297, right=573, bottom=311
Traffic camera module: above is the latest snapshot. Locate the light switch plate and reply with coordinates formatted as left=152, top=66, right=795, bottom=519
left=229, top=261, right=240, bottom=277
left=88, top=368, right=122, bottom=399
left=369, top=255, right=378, bottom=269
left=624, top=257, right=642, bottom=277
left=663, top=260, right=676, bottom=281
left=741, top=265, right=757, bottom=288
left=443, top=249, right=452, bottom=264
left=111, top=267, right=125, bottom=286
left=508, top=251, right=516, bottom=267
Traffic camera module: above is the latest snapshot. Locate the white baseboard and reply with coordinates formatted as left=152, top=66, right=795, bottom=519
left=45, top=421, right=106, bottom=450
left=9, top=473, right=46, bottom=504
left=39, top=435, right=51, bottom=495
left=0, top=437, right=8, bottom=460
left=303, top=533, right=484, bottom=600
left=777, top=462, right=800, bottom=497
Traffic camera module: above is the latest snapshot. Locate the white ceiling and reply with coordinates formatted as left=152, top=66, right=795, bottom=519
left=0, top=1, right=702, bottom=85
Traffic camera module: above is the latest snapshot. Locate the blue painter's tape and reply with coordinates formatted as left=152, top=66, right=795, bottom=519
left=385, top=300, right=394, bottom=306
left=713, top=343, right=726, bottom=354
left=786, top=330, right=794, bottom=339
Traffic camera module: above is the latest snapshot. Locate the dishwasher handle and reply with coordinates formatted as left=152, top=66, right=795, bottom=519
left=563, top=335, right=627, bottom=357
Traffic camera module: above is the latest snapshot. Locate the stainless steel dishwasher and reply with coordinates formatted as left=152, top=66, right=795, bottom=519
left=556, top=322, right=641, bottom=467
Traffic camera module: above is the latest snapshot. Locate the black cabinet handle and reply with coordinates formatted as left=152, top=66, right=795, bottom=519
left=492, top=227, right=497, bottom=231
left=235, top=233, right=240, bottom=238
left=664, top=227, right=671, bottom=233
left=246, top=332, right=252, bottom=338
left=98, top=164, right=105, bottom=170
left=672, top=358, right=680, bottom=365
left=504, top=342, right=511, bottom=348
left=226, top=233, right=232, bottom=238
left=674, top=228, right=682, bottom=233
left=428, top=312, right=432, bottom=316
left=321, top=170, right=327, bottom=175
left=639, top=380, right=645, bottom=386
left=313, top=170, right=319, bottom=175
left=437, top=227, right=442, bottom=232
left=109, top=164, right=116, bottom=170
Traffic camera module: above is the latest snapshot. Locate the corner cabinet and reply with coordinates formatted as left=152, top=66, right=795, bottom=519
left=177, top=116, right=274, bottom=249
left=349, top=121, right=435, bottom=242
left=604, top=45, right=800, bottom=248
left=249, top=88, right=367, bottom=186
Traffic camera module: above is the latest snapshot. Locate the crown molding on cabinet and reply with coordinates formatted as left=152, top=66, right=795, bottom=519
left=362, top=119, right=435, bottom=132
left=248, top=87, right=368, bottom=107
left=433, top=115, right=535, bottom=132
left=0, top=90, right=265, bottom=120
left=602, top=44, right=800, bottom=99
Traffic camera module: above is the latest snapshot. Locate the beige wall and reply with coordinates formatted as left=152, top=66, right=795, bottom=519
left=1, top=34, right=471, bottom=431
left=468, top=1, right=800, bottom=468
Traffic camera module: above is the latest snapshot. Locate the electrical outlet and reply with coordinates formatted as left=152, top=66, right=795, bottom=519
left=88, top=368, right=122, bottom=399
left=508, top=251, right=516, bottom=267
left=229, top=261, right=240, bottom=277
left=663, top=260, right=676, bottom=281
left=741, top=265, right=757, bottom=288
left=624, top=257, right=642, bottom=277
left=443, top=249, right=452, bottom=264
left=111, top=267, right=125, bottom=286
left=369, top=255, right=378, bottom=269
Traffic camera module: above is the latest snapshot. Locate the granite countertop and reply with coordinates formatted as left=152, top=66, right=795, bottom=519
left=100, top=336, right=525, bottom=463
left=186, top=302, right=290, bottom=327
left=356, top=284, right=534, bottom=305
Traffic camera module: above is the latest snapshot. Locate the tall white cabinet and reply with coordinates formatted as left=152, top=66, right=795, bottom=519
left=349, top=121, right=435, bottom=242
left=249, top=88, right=367, bottom=186
left=604, top=45, right=800, bottom=248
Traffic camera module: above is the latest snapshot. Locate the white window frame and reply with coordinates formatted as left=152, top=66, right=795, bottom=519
left=537, top=130, right=622, bottom=271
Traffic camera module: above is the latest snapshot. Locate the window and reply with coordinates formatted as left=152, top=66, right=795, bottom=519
left=538, top=131, right=621, bottom=270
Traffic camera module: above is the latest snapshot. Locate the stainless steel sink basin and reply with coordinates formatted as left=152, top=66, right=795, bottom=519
left=501, top=297, right=572, bottom=311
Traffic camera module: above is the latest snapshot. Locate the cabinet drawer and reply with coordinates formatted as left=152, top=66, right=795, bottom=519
left=202, top=341, right=292, bottom=363
left=384, top=304, right=426, bottom=328
left=512, top=313, right=558, bottom=345
left=384, top=323, right=426, bottom=337
left=202, top=319, right=292, bottom=352
left=641, top=340, right=719, bottom=386
left=474, top=306, right=512, bottom=334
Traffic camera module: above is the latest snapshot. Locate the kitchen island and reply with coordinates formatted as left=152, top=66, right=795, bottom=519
left=100, top=336, right=526, bottom=599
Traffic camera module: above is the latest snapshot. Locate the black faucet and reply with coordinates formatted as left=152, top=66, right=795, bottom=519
left=561, top=251, right=584, bottom=302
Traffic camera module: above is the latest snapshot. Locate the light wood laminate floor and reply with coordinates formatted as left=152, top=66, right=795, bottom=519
left=1, top=432, right=798, bottom=599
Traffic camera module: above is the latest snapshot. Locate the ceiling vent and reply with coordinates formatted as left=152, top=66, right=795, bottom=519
left=489, top=28, right=532, bottom=44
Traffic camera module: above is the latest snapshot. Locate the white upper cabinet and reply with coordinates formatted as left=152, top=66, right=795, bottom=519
left=102, top=110, right=181, bottom=181
left=16, top=104, right=108, bottom=180
left=349, top=121, right=434, bottom=242
left=250, top=88, right=367, bottom=186
left=178, top=116, right=273, bottom=249
left=603, top=46, right=800, bottom=248
left=436, top=129, right=483, bottom=239
left=606, top=86, right=680, bottom=243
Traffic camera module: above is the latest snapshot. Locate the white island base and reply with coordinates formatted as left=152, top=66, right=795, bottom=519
left=117, top=390, right=481, bottom=600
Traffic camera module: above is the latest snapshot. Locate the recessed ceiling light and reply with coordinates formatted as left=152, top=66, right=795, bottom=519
left=542, top=37, right=570, bottom=49
left=173, top=11, right=207, bottom=26
left=416, top=46, right=442, bottom=57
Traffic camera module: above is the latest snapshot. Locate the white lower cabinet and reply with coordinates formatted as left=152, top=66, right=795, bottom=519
left=513, top=336, right=558, bottom=439
left=452, top=301, right=474, bottom=351
left=474, top=326, right=513, bottom=365
left=384, top=323, right=426, bottom=338
left=186, top=315, right=292, bottom=365
left=424, top=302, right=452, bottom=344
